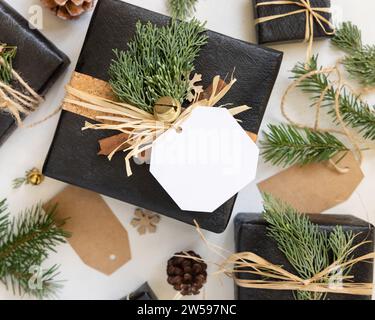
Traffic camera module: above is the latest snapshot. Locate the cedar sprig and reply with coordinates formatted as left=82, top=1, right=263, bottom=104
left=0, top=43, right=17, bottom=84
left=168, top=0, right=198, bottom=20
left=332, top=22, right=375, bottom=87
left=262, top=193, right=356, bottom=300
left=260, top=124, right=349, bottom=167
left=0, top=200, right=70, bottom=299
left=109, top=19, right=207, bottom=113
left=292, top=55, right=375, bottom=140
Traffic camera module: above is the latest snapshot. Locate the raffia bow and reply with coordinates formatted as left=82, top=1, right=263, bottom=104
left=0, top=54, right=43, bottom=125
left=181, top=221, right=375, bottom=296
left=255, top=0, right=335, bottom=61
left=64, top=74, right=251, bottom=176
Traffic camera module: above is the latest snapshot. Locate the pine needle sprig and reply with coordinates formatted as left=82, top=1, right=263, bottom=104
left=168, top=0, right=198, bottom=20
left=262, top=194, right=356, bottom=300
left=292, top=56, right=375, bottom=140
left=0, top=43, right=17, bottom=84
left=109, top=19, right=207, bottom=112
left=260, top=124, right=349, bottom=167
left=332, top=22, right=375, bottom=87
left=0, top=201, right=69, bottom=299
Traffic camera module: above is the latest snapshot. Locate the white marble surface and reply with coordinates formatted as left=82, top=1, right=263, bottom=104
left=0, top=0, right=374, bottom=300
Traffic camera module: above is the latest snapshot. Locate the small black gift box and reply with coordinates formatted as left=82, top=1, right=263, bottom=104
left=0, top=0, right=70, bottom=146
left=234, top=213, right=374, bottom=300
left=121, top=283, right=158, bottom=300
left=43, top=0, right=283, bottom=233
left=253, top=0, right=333, bottom=45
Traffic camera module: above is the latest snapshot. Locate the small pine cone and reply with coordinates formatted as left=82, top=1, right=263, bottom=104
left=167, top=251, right=207, bottom=296
left=40, top=0, right=95, bottom=20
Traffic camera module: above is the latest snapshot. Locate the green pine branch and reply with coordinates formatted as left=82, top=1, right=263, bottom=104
left=109, top=19, right=207, bottom=113
left=260, top=124, right=349, bottom=167
left=168, top=0, right=198, bottom=20
left=262, top=194, right=356, bottom=300
left=292, top=55, right=375, bottom=141
left=332, top=22, right=375, bottom=87
left=0, top=200, right=69, bottom=299
left=0, top=43, right=17, bottom=84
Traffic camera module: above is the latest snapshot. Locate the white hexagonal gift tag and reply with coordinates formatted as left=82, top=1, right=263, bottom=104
left=150, top=107, right=259, bottom=213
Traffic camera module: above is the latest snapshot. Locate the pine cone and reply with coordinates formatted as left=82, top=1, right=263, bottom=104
left=41, top=0, right=95, bottom=20
left=167, top=251, right=207, bottom=296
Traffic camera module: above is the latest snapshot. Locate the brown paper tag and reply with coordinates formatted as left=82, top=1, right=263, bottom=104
left=258, top=152, right=364, bottom=213
left=46, top=185, right=131, bottom=275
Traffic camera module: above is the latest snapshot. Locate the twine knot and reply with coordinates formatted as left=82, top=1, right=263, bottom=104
left=255, top=0, right=335, bottom=61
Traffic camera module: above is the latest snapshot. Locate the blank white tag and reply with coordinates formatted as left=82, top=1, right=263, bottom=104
left=150, top=107, right=259, bottom=213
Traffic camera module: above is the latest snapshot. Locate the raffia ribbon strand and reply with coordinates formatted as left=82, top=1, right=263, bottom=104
left=63, top=72, right=252, bottom=176
left=255, top=0, right=335, bottom=61
left=187, top=220, right=375, bottom=296
left=0, top=57, right=43, bottom=125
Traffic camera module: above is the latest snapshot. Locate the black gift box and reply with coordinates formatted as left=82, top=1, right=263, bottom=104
left=234, top=213, right=374, bottom=300
left=43, top=0, right=283, bottom=233
left=121, top=283, right=158, bottom=301
left=253, top=0, right=333, bottom=45
left=0, top=0, right=70, bottom=146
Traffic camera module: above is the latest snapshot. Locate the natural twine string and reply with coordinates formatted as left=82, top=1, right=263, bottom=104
left=0, top=56, right=43, bottom=125
left=180, top=221, right=375, bottom=296
left=255, top=0, right=335, bottom=61
left=280, top=61, right=365, bottom=173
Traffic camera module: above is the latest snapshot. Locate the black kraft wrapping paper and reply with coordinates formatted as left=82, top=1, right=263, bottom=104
left=234, top=213, right=374, bottom=300
left=43, top=0, right=283, bottom=233
left=253, top=0, right=333, bottom=45
left=0, top=0, right=70, bottom=146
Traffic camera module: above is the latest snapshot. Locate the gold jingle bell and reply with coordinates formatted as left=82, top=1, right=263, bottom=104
left=154, top=97, right=182, bottom=123
left=26, top=168, right=44, bottom=186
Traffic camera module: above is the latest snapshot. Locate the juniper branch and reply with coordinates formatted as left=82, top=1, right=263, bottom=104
left=260, top=124, right=349, bottom=167
left=292, top=55, right=375, bottom=140
left=262, top=194, right=356, bottom=300
left=168, top=0, right=198, bottom=20
left=109, top=19, right=207, bottom=112
left=0, top=44, right=17, bottom=84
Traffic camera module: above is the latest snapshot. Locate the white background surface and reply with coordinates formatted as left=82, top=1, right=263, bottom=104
left=0, top=0, right=374, bottom=300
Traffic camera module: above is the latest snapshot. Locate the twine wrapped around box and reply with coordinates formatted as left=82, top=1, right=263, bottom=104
left=255, top=0, right=335, bottom=60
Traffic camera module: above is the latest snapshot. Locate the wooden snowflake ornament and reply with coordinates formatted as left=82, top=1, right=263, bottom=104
left=131, top=209, right=160, bottom=235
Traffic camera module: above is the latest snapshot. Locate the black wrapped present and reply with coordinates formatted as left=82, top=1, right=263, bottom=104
left=234, top=213, right=374, bottom=300
left=253, top=0, right=334, bottom=45
left=121, top=283, right=158, bottom=301
left=0, top=0, right=70, bottom=146
left=43, top=0, right=283, bottom=233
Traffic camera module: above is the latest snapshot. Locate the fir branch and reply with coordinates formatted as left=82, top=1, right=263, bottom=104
left=109, top=19, right=207, bottom=112
left=262, top=194, right=356, bottom=300
left=292, top=56, right=375, bottom=140
left=260, top=124, right=349, bottom=167
left=168, top=0, right=198, bottom=20
left=332, top=22, right=375, bottom=87
left=0, top=43, right=17, bottom=84
left=0, top=201, right=69, bottom=299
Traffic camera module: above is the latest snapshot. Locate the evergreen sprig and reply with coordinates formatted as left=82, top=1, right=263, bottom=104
left=292, top=56, right=375, bottom=140
left=332, top=22, right=375, bottom=87
left=168, top=0, right=198, bottom=20
left=0, top=200, right=69, bottom=299
left=262, top=194, right=356, bottom=300
left=0, top=43, right=17, bottom=84
left=260, top=124, right=349, bottom=167
left=109, top=19, right=207, bottom=112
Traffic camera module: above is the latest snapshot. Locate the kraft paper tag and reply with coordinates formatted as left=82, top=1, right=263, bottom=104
left=258, top=152, right=364, bottom=213
left=46, top=185, right=131, bottom=275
